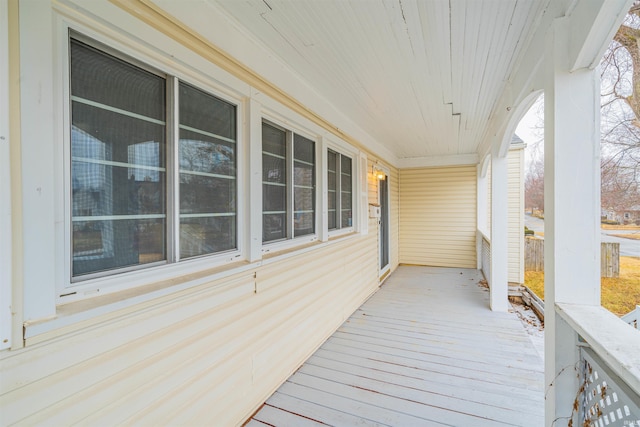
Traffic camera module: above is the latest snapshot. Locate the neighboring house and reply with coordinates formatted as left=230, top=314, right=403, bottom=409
left=1, top=1, right=637, bottom=426
left=605, top=206, right=640, bottom=224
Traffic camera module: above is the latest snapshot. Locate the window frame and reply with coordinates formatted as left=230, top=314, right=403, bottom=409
left=327, top=148, right=354, bottom=234
left=261, top=118, right=319, bottom=253
left=49, top=17, right=365, bottom=306
left=60, top=28, right=244, bottom=299
left=325, top=140, right=358, bottom=238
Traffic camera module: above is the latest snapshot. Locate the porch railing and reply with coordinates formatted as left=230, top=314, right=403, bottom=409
left=622, top=306, right=640, bottom=329
left=480, top=232, right=491, bottom=285
left=557, top=303, right=640, bottom=427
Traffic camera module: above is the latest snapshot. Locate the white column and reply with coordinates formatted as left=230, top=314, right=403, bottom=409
left=476, top=160, right=488, bottom=270
left=544, top=20, right=601, bottom=426
left=490, top=144, right=509, bottom=312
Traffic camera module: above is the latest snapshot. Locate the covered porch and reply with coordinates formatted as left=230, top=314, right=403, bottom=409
left=248, top=266, right=545, bottom=426
left=2, top=1, right=640, bottom=426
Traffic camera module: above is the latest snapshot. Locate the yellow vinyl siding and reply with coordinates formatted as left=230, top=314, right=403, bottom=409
left=1, top=232, right=380, bottom=426
left=508, top=146, right=525, bottom=284
left=399, top=165, right=477, bottom=268
left=1, top=157, right=387, bottom=426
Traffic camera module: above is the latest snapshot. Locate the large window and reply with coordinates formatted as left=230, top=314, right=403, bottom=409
left=70, top=36, right=237, bottom=279
left=262, top=121, right=315, bottom=243
left=327, top=150, right=353, bottom=230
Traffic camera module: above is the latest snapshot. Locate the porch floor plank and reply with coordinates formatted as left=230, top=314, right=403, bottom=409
left=250, top=266, right=544, bottom=426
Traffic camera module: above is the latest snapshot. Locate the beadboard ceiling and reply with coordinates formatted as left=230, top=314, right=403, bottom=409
left=205, top=0, right=551, bottom=160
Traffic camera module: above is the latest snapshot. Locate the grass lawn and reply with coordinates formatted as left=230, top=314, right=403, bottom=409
left=601, top=224, right=640, bottom=230
left=611, top=233, right=640, bottom=240
left=525, top=256, right=640, bottom=316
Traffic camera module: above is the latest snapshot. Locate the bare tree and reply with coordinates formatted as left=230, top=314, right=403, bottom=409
left=525, top=156, right=544, bottom=212
left=523, top=8, right=640, bottom=215
left=600, top=24, right=640, bottom=210
left=599, top=3, right=640, bottom=210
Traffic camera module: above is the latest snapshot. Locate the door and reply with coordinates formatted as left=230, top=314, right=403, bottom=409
left=379, top=174, right=390, bottom=274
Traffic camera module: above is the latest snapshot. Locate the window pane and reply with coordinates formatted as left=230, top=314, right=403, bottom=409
left=294, top=134, right=314, bottom=163
left=179, top=83, right=235, bottom=141
left=73, top=218, right=165, bottom=276
left=70, top=39, right=166, bottom=277
left=340, top=155, right=352, bottom=228
left=262, top=123, right=286, bottom=157
left=263, top=123, right=287, bottom=242
left=263, top=213, right=286, bottom=242
left=263, top=155, right=286, bottom=184
left=294, top=212, right=314, bottom=236
left=179, top=82, right=237, bottom=259
left=263, top=183, right=286, bottom=213
left=180, top=134, right=235, bottom=177
left=180, top=176, right=235, bottom=214
left=180, top=216, right=235, bottom=259
left=327, top=150, right=337, bottom=230
left=71, top=40, right=164, bottom=121
left=294, top=162, right=314, bottom=188
left=294, top=135, right=314, bottom=237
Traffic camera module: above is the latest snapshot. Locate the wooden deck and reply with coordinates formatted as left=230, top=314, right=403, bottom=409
left=247, top=266, right=544, bottom=426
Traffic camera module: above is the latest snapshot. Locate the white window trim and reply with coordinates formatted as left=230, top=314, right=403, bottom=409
left=260, top=115, right=320, bottom=254
left=325, top=138, right=358, bottom=238
left=57, top=21, right=245, bottom=302
left=0, top=0, right=12, bottom=350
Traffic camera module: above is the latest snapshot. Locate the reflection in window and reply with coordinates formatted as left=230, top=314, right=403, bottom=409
left=293, top=134, right=315, bottom=237
left=327, top=149, right=353, bottom=231
left=262, top=123, right=287, bottom=242
left=262, top=122, right=316, bottom=243
left=179, top=82, right=237, bottom=259
left=70, top=38, right=167, bottom=277
left=70, top=36, right=240, bottom=279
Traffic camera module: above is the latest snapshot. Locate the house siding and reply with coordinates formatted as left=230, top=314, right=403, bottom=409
left=1, top=233, right=381, bottom=425
left=399, top=165, right=477, bottom=268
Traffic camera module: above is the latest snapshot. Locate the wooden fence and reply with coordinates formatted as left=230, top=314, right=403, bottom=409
left=525, top=237, right=620, bottom=278
left=601, top=241, right=620, bottom=278
left=524, top=237, right=544, bottom=272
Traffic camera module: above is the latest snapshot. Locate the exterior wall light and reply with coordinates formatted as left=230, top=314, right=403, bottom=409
left=373, top=167, right=386, bottom=180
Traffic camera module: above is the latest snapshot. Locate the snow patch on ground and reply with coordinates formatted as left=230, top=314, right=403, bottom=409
left=511, top=301, right=545, bottom=361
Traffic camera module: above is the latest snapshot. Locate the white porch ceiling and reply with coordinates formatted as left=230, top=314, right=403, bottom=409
left=209, top=0, right=549, bottom=160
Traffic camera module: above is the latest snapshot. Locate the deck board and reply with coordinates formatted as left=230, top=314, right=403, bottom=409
left=250, top=266, right=544, bottom=426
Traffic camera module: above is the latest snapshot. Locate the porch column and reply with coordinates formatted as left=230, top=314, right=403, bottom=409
left=476, top=159, right=488, bottom=270
left=544, top=19, right=601, bottom=426
left=490, top=145, right=508, bottom=312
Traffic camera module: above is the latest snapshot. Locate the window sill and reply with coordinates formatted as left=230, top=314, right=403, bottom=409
left=328, top=230, right=356, bottom=240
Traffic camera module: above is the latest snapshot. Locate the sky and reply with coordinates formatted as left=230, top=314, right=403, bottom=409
left=515, top=95, right=544, bottom=169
